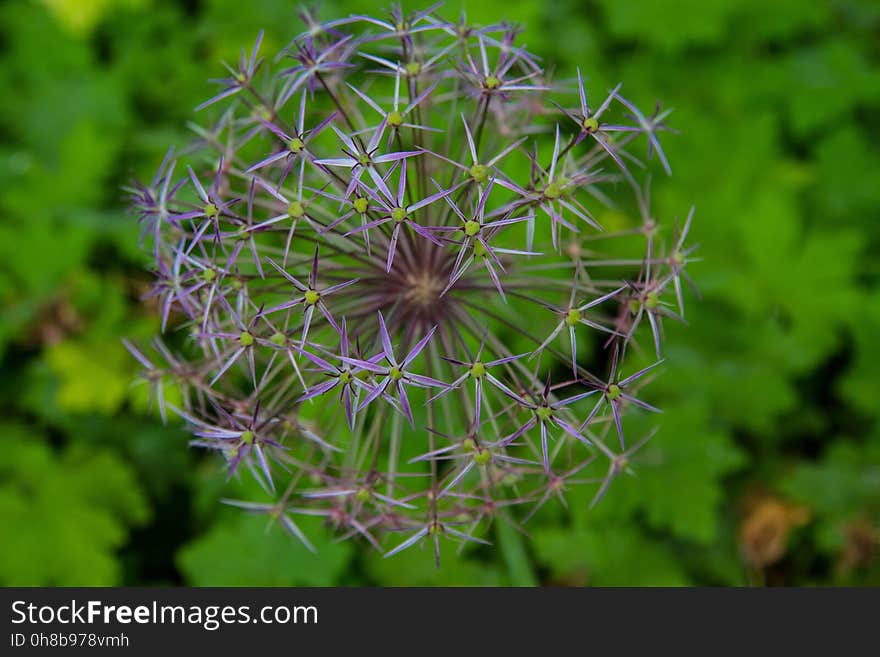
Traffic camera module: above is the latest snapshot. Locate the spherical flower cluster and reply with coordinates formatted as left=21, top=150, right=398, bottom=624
left=126, top=4, right=697, bottom=564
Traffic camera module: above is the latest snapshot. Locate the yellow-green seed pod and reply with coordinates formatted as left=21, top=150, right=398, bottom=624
left=469, top=164, right=490, bottom=183
left=353, top=197, right=369, bottom=214
left=387, top=111, right=404, bottom=127
left=288, top=201, right=305, bottom=219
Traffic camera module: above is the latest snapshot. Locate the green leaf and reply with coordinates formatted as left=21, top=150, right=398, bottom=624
left=839, top=291, right=880, bottom=418
left=45, top=339, right=131, bottom=414
left=595, top=0, right=735, bottom=51
left=623, top=401, right=746, bottom=544
left=364, top=540, right=507, bottom=586
left=533, top=523, right=690, bottom=586
left=782, top=437, right=880, bottom=557
left=178, top=513, right=353, bottom=586
left=0, top=425, right=149, bottom=585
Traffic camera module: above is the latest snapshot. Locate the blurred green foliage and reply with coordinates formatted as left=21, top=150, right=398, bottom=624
left=0, top=0, right=877, bottom=586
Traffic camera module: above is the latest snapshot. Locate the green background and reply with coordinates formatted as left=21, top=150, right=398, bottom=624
left=1, top=0, right=878, bottom=586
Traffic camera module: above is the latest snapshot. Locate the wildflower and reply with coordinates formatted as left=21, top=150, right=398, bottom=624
left=384, top=517, right=491, bottom=567
left=425, top=177, right=533, bottom=295
left=195, top=31, right=265, bottom=111
left=261, top=246, right=358, bottom=347
left=613, top=92, right=675, bottom=175
left=578, top=346, right=664, bottom=451
left=556, top=69, right=629, bottom=171
left=183, top=400, right=285, bottom=495
left=347, top=68, right=439, bottom=136
left=460, top=33, right=549, bottom=98
left=245, top=90, right=337, bottom=185
left=222, top=497, right=316, bottom=552
left=341, top=311, right=445, bottom=425
left=430, top=339, right=525, bottom=425
left=531, top=276, right=626, bottom=376
left=344, top=159, right=465, bottom=271
left=276, top=34, right=355, bottom=108
left=494, top=126, right=604, bottom=250
left=422, top=113, right=525, bottom=187
left=315, top=120, right=421, bottom=200
left=179, top=157, right=239, bottom=247
left=128, top=5, right=695, bottom=564
left=125, top=147, right=185, bottom=260
left=500, top=376, right=598, bottom=473
left=667, top=206, right=700, bottom=318
left=298, top=319, right=374, bottom=429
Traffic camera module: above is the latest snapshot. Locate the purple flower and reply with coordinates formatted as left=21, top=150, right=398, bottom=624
left=345, top=159, right=466, bottom=271
left=195, top=31, right=265, bottom=111
left=127, top=5, right=695, bottom=563
left=340, top=311, right=444, bottom=425
left=578, top=346, right=664, bottom=451
left=261, top=246, right=358, bottom=347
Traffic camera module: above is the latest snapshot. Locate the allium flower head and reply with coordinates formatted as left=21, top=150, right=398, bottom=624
left=128, top=3, right=697, bottom=565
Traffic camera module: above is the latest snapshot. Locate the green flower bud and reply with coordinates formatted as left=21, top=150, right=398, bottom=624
left=353, top=197, right=369, bottom=214
left=288, top=201, right=305, bottom=218
left=387, top=111, right=404, bottom=127
left=543, top=182, right=563, bottom=199
left=469, top=164, right=490, bottom=183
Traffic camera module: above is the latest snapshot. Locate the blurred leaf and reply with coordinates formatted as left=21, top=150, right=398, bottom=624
left=533, top=523, right=690, bottom=585
left=627, top=402, right=746, bottom=544
left=839, top=291, right=880, bottom=418
left=782, top=436, right=880, bottom=565
left=364, top=541, right=507, bottom=586
left=595, top=0, right=735, bottom=51
left=0, top=424, right=149, bottom=585
left=178, top=513, right=353, bottom=586
left=39, top=0, right=148, bottom=37
left=44, top=339, right=130, bottom=414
